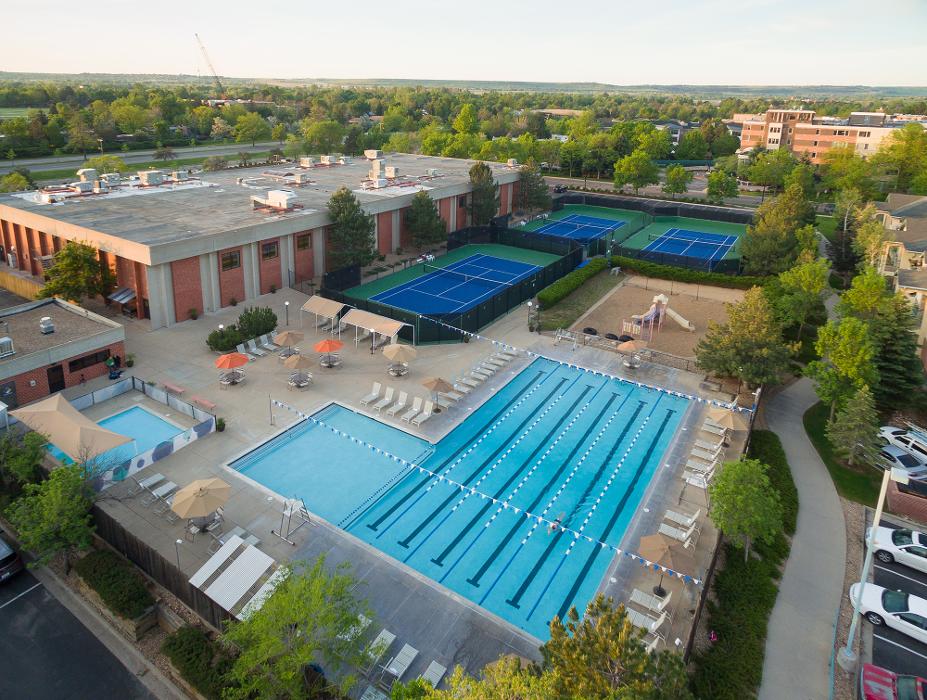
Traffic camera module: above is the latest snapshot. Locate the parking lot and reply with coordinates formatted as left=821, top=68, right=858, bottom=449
left=865, top=515, right=927, bottom=678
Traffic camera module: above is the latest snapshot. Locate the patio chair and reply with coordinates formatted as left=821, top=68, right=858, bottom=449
left=659, top=521, right=699, bottom=545
left=360, top=382, right=382, bottom=406
left=630, top=588, right=673, bottom=616
left=441, top=389, right=464, bottom=402
left=435, top=395, right=454, bottom=410
left=127, top=472, right=164, bottom=497
left=259, top=334, right=280, bottom=351
left=626, top=608, right=667, bottom=636
left=401, top=397, right=423, bottom=423
left=694, top=438, right=723, bottom=452
left=246, top=339, right=267, bottom=357
left=496, top=350, right=517, bottom=360
left=701, top=421, right=727, bottom=438
left=477, top=363, right=496, bottom=375
left=684, top=472, right=711, bottom=490
left=664, top=508, right=701, bottom=529
left=235, top=343, right=257, bottom=361
left=154, top=494, right=174, bottom=516
left=685, top=458, right=716, bottom=473
left=372, top=387, right=395, bottom=413
left=142, top=481, right=177, bottom=507
left=317, top=317, right=333, bottom=330
left=643, top=634, right=661, bottom=654
left=382, top=643, right=418, bottom=685
left=691, top=445, right=722, bottom=462
left=412, top=401, right=434, bottom=426
left=420, top=660, right=447, bottom=688
left=483, top=357, right=505, bottom=368
left=362, top=629, right=396, bottom=675
left=471, top=367, right=492, bottom=380
left=386, top=392, right=408, bottom=417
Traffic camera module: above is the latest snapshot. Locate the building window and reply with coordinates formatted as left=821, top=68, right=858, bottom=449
left=261, top=241, right=279, bottom=260
left=458, top=195, right=468, bottom=208
left=68, top=349, right=111, bottom=373
left=221, top=251, right=241, bottom=271
left=811, top=152, right=817, bottom=159
left=296, top=233, right=311, bottom=250
left=860, top=131, right=870, bottom=137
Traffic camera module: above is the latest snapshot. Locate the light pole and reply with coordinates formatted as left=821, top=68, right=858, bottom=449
left=837, top=466, right=909, bottom=674
left=174, top=538, right=183, bottom=569
left=97, top=138, right=104, bottom=155
left=284, top=301, right=290, bottom=327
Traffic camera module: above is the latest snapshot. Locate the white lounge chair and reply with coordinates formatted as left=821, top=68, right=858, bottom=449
left=246, top=339, right=267, bottom=357
left=496, top=350, right=516, bottom=360
left=360, top=382, right=382, bottom=406
left=483, top=357, right=505, bottom=368
left=686, top=458, right=716, bottom=473
left=435, top=395, right=454, bottom=410
left=630, top=588, right=673, bottom=615
left=458, top=376, right=480, bottom=388
left=383, top=643, right=418, bottom=683
left=235, top=343, right=257, bottom=361
left=684, top=472, right=710, bottom=490
left=362, top=629, right=396, bottom=674
left=659, top=521, right=699, bottom=545
left=402, top=397, right=423, bottom=423
left=386, top=392, right=408, bottom=417
left=644, top=634, right=661, bottom=653
left=665, top=508, right=701, bottom=529
left=372, top=387, right=395, bottom=413
left=692, top=445, right=722, bottom=462
left=127, top=472, right=164, bottom=497
left=142, top=481, right=177, bottom=507
left=420, top=660, right=447, bottom=688
left=626, top=608, right=667, bottom=636
left=453, top=382, right=474, bottom=394
left=441, top=390, right=464, bottom=401
left=471, top=367, right=492, bottom=379
left=701, top=422, right=727, bottom=438
left=259, top=334, right=280, bottom=351
left=694, top=438, right=723, bottom=452
left=412, top=401, right=434, bottom=426
left=477, top=363, right=496, bottom=375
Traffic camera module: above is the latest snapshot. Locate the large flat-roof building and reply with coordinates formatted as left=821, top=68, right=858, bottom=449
left=0, top=153, right=521, bottom=330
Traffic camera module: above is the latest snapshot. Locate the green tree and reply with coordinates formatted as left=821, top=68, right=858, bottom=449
left=66, top=110, right=96, bottom=158
left=283, top=134, right=306, bottom=162
left=202, top=155, right=227, bottom=171
left=0, top=172, right=31, bottom=192
left=872, top=123, right=927, bottom=192
left=740, top=182, right=815, bottom=275
left=783, top=162, right=815, bottom=199
left=221, top=556, right=368, bottom=700
left=233, top=112, right=271, bottom=146
left=469, top=161, right=499, bottom=226
left=636, top=129, right=672, bottom=160
left=406, top=191, right=446, bottom=248
left=6, top=465, right=94, bottom=568
left=303, top=119, right=346, bottom=153
left=852, top=205, right=887, bottom=268
left=675, top=130, right=709, bottom=160
left=613, top=149, right=659, bottom=195
left=867, top=293, right=924, bottom=409
left=210, top=117, right=233, bottom=140
left=271, top=122, right=287, bottom=144
left=821, top=146, right=876, bottom=197
left=153, top=145, right=176, bottom=162
left=839, top=266, right=889, bottom=321
left=826, top=385, right=881, bottom=468
left=422, top=657, right=557, bottom=699
left=747, top=148, right=795, bottom=201
left=706, top=169, right=738, bottom=205
left=662, top=164, right=692, bottom=199
left=516, top=162, right=551, bottom=212
left=39, top=241, right=115, bottom=303
left=709, top=458, right=783, bottom=562
left=452, top=104, right=478, bottom=135
left=695, top=287, right=791, bottom=387
left=0, top=431, right=46, bottom=489
left=327, top=187, right=375, bottom=269
left=84, top=154, right=127, bottom=173
left=805, top=316, right=878, bottom=419
left=775, top=256, right=830, bottom=336
left=559, top=140, right=585, bottom=178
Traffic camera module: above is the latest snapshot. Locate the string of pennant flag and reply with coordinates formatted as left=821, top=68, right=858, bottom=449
left=270, top=397, right=704, bottom=587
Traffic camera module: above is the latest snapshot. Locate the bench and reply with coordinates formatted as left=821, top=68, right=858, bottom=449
left=163, top=381, right=186, bottom=395
left=191, top=395, right=217, bottom=411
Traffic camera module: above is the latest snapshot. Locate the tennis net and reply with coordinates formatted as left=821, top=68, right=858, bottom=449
left=422, top=264, right=509, bottom=286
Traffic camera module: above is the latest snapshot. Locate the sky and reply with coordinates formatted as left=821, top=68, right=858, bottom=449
left=4, top=0, right=926, bottom=86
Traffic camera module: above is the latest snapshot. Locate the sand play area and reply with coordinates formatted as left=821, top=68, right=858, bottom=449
left=571, top=275, right=746, bottom=358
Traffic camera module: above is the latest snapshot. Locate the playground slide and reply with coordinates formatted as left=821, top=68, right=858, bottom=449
left=665, top=307, right=695, bottom=332
left=632, top=304, right=660, bottom=323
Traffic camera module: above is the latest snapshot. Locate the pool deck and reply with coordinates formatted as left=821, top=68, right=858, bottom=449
left=86, top=286, right=743, bottom=684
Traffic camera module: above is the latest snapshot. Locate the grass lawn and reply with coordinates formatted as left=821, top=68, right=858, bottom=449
left=816, top=215, right=838, bottom=243
left=31, top=152, right=270, bottom=183
left=538, top=270, right=621, bottom=331
left=803, top=401, right=882, bottom=506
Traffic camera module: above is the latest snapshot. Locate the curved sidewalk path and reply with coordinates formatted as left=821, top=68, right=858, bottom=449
left=759, top=377, right=846, bottom=700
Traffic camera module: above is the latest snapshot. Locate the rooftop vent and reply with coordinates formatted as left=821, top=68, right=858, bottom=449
left=506, top=158, right=519, bottom=167
left=138, top=170, right=164, bottom=186
left=320, top=155, right=336, bottom=165
left=0, top=336, right=13, bottom=359
left=384, top=166, right=399, bottom=178
left=76, top=168, right=98, bottom=182
left=250, top=189, right=298, bottom=211
left=298, top=156, right=315, bottom=168
left=70, top=181, right=94, bottom=193
left=364, top=149, right=383, bottom=160
left=39, top=316, right=55, bottom=335
left=425, top=168, right=439, bottom=177
left=100, top=172, right=121, bottom=185
left=171, top=170, right=188, bottom=182
left=338, top=156, right=352, bottom=165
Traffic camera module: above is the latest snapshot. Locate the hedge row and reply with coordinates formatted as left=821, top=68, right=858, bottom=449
left=74, top=549, right=155, bottom=620
left=161, top=626, right=234, bottom=700
left=690, top=430, right=796, bottom=700
left=537, top=257, right=609, bottom=309
left=206, top=306, right=278, bottom=352
left=610, top=256, right=770, bottom=289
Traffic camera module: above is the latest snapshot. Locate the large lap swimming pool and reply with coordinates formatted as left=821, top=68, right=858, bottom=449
left=233, top=358, right=688, bottom=639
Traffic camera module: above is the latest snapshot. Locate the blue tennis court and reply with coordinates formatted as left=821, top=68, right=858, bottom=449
left=642, top=228, right=737, bottom=267
left=532, top=214, right=626, bottom=242
left=369, top=253, right=541, bottom=315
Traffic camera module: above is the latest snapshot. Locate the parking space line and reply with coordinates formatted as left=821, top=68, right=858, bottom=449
left=874, top=634, right=927, bottom=661
left=0, top=582, right=42, bottom=610
left=873, top=565, right=927, bottom=589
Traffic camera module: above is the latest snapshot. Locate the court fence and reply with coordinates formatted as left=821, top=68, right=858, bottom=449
left=321, top=225, right=583, bottom=344
left=553, top=192, right=755, bottom=226
left=612, top=243, right=741, bottom=274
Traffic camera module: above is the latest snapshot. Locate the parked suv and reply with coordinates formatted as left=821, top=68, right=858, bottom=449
left=880, top=426, right=927, bottom=463
left=878, top=445, right=927, bottom=479
left=0, top=531, right=23, bottom=583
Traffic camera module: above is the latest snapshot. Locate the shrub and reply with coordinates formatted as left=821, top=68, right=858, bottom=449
left=206, top=325, right=243, bottom=352
left=229, top=297, right=238, bottom=306
left=215, top=417, right=226, bottom=432
left=537, top=257, right=609, bottom=309
left=747, top=431, right=798, bottom=535
left=161, top=626, right=234, bottom=700
left=74, top=549, right=154, bottom=620
left=188, top=307, right=198, bottom=320
left=610, top=256, right=769, bottom=289
left=236, top=306, right=277, bottom=339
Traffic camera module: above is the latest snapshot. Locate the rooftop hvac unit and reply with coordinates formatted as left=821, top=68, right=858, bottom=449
left=39, top=317, right=55, bottom=334
left=100, top=172, right=121, bottom=185
left=251, top=189, right=298, bottom=210
left=425, top=168, right=439, bottom=177
left=0, top=337, right=13, bottom=359
left=138, top=170, right=164, bottom=186
left=320, top=155, right=335, bottom=165
left=293, top=172, right=314, bottom=184
left=92, top=180, right=109, bottom=194
left=76, top=168, right=98, bottom=182
left=364, top=149, right=383, bottom=160
left=370, top=178, right=388, bottom=189
left=384, top=166, right=399, bottom=178
left=506, top=158, right=519, bottom=167
left=39, top=192, right=63, bottom=204
left=299, top=157, right=315, bottom=168
left=171, top=170, right=188, bottom=181
left=70, top=181, right=94, bottom=193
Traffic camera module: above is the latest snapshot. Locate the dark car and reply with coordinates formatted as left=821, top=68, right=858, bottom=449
left=0, top=531, right=24, bottom=583
left=553, top=184, right=568, bottom=193
left=862, top=662, right=927, bottom=700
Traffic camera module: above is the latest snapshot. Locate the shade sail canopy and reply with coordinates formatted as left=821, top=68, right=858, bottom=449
left=11, top=394, right=132, bottom=461
left=171, top=478, right=231, bottom=519
left=421, top=377, right=454, bottom=394
left=215, top=353, right=249, bottom=370
left=301, top=296, right=345, bottom=318
left=706, top=406, right=746, bottom=429
left=274, top=330, right=304, bottom=346
left=314, top=338, right=344, bottom=353
left=340, top=309, right=407, bottom=339
left=383, top=344, right=418, bottom=363
left=283, top=353, right=314, bottom=370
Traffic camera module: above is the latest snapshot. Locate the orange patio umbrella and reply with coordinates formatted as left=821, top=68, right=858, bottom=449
left=314, top=338, right=344, bottom=353
left=215, top=353, right=249, bottom=370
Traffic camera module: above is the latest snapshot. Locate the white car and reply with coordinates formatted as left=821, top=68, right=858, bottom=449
left=880, top=426, right=927, bottom=462
left=868, top=526, right=927, bottom=574
left=849, top=583, right=927, bottom=645
left=877, top=446, right=927, bottom=479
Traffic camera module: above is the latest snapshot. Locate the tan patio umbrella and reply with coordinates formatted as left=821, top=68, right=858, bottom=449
left=382, top=343, right=418, bottom=364
left=706, top=406, right=746, bottom=430
left=274, top=330, right=304, bottom=349
left=617, top=339, right=646, bottom=353
left=171, top=477, right=231, bottom=519
left=638, top=533, right=697, bottom=597
left=421, top=377, right=454, bottom=400
left=283, top=353, right=314, bottom=383
left=11, top=394, right=132, bottom=461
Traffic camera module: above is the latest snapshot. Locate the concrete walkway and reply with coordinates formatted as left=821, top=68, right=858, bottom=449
left=759, top=377, right=846, bottom=700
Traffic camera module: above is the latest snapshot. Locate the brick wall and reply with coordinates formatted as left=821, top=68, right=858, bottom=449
left=7, top=340, right=126, bottom=407
left=217, top=247, right=245, bottom=306
left=438, top=197, right=452, bottom=232
left=377, top=212, right=393, bottom=255
left=456, top=195, right=468, bottom=230
left=398, top=208, right=412, bottom=248
left=888, top=481, right=927, bottom=525
left=258, top=238, right=282, bottom=294
left=498, top=183, right=510, bottom=216
left=293, top=231, right=314, bottom=283
left=171, top=256, right=203, bottom=321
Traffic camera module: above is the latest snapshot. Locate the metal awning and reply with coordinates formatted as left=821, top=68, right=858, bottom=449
left=341, top=308, right=412, bottom=345
left=301, top=295, right=345, bottom=318
left=108, top=287, right=136, bottom=304
left=190, top=535, right=284, bottom=619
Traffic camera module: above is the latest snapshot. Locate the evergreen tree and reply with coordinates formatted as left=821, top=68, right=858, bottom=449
left=826, top=385, right=881, bottom=467
left=405, top=190, right=447, bottom=249
left=865, top=292, right=924, bottom=409
left=469, top=162, right=499, bottom=226
left=326, top=187, right=375, bottom=269
left=516, top=162, right=551, bottom=211
left=741, top=183, right=816, bottom=275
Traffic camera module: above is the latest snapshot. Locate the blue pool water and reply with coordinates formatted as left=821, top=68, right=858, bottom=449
left=48, top=405, right=183, bottom=465
left=233, top=358, right=689, bottom=639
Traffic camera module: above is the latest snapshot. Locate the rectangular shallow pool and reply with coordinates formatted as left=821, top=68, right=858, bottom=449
left=233, top=358, right=688, bottom=639
left=48, top=405, right=184, bottom=465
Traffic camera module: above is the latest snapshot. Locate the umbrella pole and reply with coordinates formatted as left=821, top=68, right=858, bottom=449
left=654, top=572, right=667, bottom=598
left=269, top=394, right=275, bottom=425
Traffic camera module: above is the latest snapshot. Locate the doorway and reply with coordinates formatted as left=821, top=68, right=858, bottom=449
left=47, top=365, right=65, bottom=393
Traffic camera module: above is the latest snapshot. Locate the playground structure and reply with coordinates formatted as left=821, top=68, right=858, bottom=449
left=622, top=294, right=695, bottom=341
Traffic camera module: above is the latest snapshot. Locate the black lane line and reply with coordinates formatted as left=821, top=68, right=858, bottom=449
left=356, top=368, right=546, bottom=532
left=505, top=399, right=648, bottom=609
left=465, top=391, right=623, bottom=588
left=429, top=385, right=594, bottom=567
left=551, top=407, right=676, bottom=623
left=396, top=377, right=572, bottom=549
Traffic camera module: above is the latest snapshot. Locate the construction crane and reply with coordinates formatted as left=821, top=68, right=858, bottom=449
left=194, top=33, right=224, bottom=96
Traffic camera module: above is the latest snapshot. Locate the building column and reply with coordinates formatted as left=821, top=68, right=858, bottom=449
left=202, top=253, right=220, bottom=312
left=449, top=199, right=457, bottom=232
left=312, top=228, right=326, bottom=277
left=146, top=263, right=174, bottom=329
left=242, top=243, right=257, bottom=300
left=279, top=233, right=294, bottom=288
left=391, top=211, right=401, bottom=251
